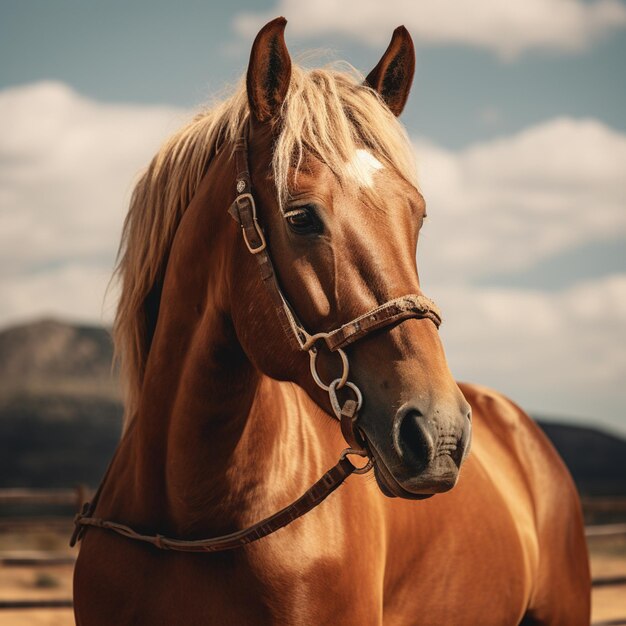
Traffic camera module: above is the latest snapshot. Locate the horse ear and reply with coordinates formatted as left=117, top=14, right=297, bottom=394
left=365, top=26, right=415, bottom=117
left=246, top=17, right=292, bottom=124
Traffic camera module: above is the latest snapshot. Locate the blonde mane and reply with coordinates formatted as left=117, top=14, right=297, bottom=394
left=113, top=63, right=418, bottom=428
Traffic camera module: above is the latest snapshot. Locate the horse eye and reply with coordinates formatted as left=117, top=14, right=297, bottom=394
left=284, top=206, right=323, bottom=235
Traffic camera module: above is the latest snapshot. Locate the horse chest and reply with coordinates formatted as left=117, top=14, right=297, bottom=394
left=384, top=523, right=532, bottom=625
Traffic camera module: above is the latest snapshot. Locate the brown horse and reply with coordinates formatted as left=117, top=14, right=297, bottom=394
left=73, top=18, right=590, bottom=625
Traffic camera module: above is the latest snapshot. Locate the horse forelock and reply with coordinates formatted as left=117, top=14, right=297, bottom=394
left=112, top=61, right=418, bottom=430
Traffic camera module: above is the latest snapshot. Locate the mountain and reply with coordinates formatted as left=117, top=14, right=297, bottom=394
left=0, top=319, right=624, bottom=497
left=536, top=421, right=626, bottom=497
left=0, top=318, right=122, bottom=489
left=0, top=318, right=119, bottom=400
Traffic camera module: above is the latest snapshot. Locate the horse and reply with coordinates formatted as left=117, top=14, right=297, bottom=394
left=73, top=18, right=590, bottom=625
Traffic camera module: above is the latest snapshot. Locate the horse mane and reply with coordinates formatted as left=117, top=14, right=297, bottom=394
left=113, top=62, right=418, bottom=429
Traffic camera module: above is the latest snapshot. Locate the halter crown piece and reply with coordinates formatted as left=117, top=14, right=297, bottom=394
left=70, top=133, right=442, bottom=553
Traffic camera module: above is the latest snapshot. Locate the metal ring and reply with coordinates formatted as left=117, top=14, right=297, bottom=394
left=309, top=347, right=349, bottom=392
left=327, top=379, right=363, bottom=419
left=340, top=448, right=374, bottom=475
left=301, top=331, right=330, bottom=352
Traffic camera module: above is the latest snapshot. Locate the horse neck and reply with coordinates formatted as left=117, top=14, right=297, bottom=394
left=104, top=149, right=327, bottom=535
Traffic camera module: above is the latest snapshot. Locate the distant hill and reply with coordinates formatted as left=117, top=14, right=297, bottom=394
left=537, top=421, right=626, bottom=496
left=0, top=318, right=119, bottom=400
left=0, top=318, right=624, bottom=497
left=0, top=318, right=122, bottom=488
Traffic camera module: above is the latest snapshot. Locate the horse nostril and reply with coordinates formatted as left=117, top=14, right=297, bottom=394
left=394, top=411, right=434, bottom=472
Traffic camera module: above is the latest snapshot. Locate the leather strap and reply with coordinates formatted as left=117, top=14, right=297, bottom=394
left=340, top=399, right=367, bottom=451
left=72, top=456, right=357, bottom=552
left=229, top=139, right=308, bottom=351
left=324, top=294, right=441, bottom=351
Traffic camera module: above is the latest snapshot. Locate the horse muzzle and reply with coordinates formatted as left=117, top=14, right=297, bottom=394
left=366, top=400, right=472, bottom=499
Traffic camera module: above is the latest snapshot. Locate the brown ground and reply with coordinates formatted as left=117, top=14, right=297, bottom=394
left=588, top=533, right=626, bottom=623
left=0, top=560, right=73, bottom=625
left=0, top=530, right=624, bottom=625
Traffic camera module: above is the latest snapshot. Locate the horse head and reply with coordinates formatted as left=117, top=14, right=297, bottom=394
left=229, top=18, right=472, bottom=499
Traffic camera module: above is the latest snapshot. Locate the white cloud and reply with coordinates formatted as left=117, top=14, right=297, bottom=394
left=0, top=82, right=189, bottom=322
left=415, top=118, right=626, bottom=284
left=233, top=0, right=626, bottom=59
left=434, top=274, right=626, bottom=429
left=0, top=81, right=624, bottom=430
left=411, top=118, right=626, bottom=429
left=0, top=263, right=117, bottom=327
left=0, top=82, right=189, bottom=276
left=438, top=274, right=626, bottom=388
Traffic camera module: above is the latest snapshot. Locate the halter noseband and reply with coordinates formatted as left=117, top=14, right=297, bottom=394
left=70, top=135, right=442, bottom=553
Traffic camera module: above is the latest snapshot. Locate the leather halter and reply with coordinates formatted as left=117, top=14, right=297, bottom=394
left=70, top=134, right=442, bottom=552
left=227, top=135, right=441, bottom=446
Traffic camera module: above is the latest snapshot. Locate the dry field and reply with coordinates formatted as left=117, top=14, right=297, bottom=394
left=0, top=528, right=624, bottom=625
left=0, top=529, right=74, bottom=626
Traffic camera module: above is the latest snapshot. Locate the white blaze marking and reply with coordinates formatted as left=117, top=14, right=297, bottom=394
left=346, top=149, right=383, bottom=187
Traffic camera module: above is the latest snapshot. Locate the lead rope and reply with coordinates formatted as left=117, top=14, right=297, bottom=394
left=71, top=449, right=370, bottom=552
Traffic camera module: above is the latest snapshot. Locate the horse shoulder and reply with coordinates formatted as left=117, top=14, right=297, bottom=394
left=460, top=383, right=591, bottom=625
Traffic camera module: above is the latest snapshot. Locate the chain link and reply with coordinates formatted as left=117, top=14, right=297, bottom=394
left=308, top=343, right=349, bottom=391
left=328, top=379, right=363, bottom=419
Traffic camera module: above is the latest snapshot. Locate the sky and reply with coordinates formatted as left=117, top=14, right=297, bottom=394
left=1, top=0, right=625, bottom=434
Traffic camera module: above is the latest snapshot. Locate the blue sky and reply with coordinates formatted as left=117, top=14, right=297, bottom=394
left=1, top=0, right=625, bottom=433
left=3, top=0, right=626, bottom=147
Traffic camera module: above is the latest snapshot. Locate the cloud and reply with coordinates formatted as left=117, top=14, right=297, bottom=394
left=415, top=118, right=626, bottom=285
left=233, top=0, right=626, bottom=59
left=0, top=81, right=624, bottom=430
left=411, top=118, right=626, bottom=428
left=435, top=274, right=626, bottom=422
left=0, top=263, right=118, bottom=327
left=0, top=82, right=189, bottom=322
left=454, top=279, right=626, bottom=431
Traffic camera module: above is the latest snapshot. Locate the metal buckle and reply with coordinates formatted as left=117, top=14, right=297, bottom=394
left=236, top=193, right=266, bottom=254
